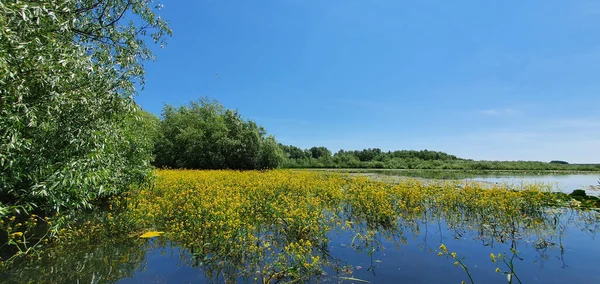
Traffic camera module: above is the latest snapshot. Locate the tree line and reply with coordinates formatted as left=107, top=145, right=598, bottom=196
left=144, top=107, right=599, bottom=172
left=278, top=145, right=600, bottom=171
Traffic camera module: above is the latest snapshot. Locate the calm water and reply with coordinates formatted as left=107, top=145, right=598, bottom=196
left=110, top=214, right=599, bottom=284
left=2, top=210, right=598, bottom=283
left=347, top=170, right=600, bottom=196
left=2, top=173, right=599, bottom=283
left=470, top=174, right=600, bottom=196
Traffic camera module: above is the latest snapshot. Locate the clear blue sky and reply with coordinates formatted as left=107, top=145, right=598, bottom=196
left=136, top=0, right=600, bottom=163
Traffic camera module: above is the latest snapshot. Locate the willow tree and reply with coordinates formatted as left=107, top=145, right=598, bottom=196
left=154, top=99, right=285, bottom=170
left=0, top=1, right=171, bottom=215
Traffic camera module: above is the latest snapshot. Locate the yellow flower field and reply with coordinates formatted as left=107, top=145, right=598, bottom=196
left=119, top=169, right=580, bottom=282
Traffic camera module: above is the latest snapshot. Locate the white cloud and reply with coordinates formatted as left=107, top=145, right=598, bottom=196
left=477, top=108, right=517, bottom=116
left=433, top=117, right=600, bottom=163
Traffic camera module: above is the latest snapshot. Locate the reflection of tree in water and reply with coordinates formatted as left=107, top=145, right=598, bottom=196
left=2, top=208, right=596, bottom=283
left=0, top=235, right=150, bottom=283
left=168, top=205, right=599, bottom=283
left=339, top=204, right=598, bottom=282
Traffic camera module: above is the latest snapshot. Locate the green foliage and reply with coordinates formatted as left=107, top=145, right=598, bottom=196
left=259, top=136, right=285, bottom=169
left=280, top=147, right=466, bottom=169
left=570, top=189, right=587, bottom=197
left=279, top=144, right=310, bottom=160
left=309, top=147, right=332, bottom=160
left=0, top=0, right=170, bottom=215
left=280, top=146, right=600, bottom=171
left=154, top=98, right=284, bottom=170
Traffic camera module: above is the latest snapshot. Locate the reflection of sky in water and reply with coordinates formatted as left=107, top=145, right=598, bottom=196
left=115, top=211, right=600, bottom=284
left=470, top=175, right=600, bottom=196
left=324, top=215, right=600, bottom=284
left=117, top=243, right=203, bottom=284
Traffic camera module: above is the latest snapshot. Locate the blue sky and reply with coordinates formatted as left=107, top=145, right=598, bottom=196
left=136, top=0, right=600, bottom=163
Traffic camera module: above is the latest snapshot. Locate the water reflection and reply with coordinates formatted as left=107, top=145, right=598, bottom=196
left=337, top=207, right=599, bottom=283
left=0, top=236, right=149, bottom=283
left=346, top=169, right=600, bottom=196
left=2, top=206, right=598, bottom=283
left=471, top=175, right=600, bottom=196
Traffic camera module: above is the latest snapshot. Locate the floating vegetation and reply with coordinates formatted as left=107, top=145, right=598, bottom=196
left=1, top=170, right=598, bottom=283
left=121, top=170, right=598, bottom=282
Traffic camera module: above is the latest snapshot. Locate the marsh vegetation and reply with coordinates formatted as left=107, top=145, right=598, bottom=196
left=2, top=170, right=599, bottom=283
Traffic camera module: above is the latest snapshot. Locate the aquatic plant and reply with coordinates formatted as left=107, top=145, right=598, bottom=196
left=120, top=169, right=592, bottom=282
left=2, top=169, right=597, bottom=282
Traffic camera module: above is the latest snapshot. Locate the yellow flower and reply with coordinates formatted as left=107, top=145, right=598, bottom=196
left=10, top=232, right=23, bottom=238
left=495, top=268, right=501, bottom=273
left=490, top=253, right=496, bottom=263
left=438, top=252, right=443, bottom=257
left=451, top=252, right=457, bottom=258
left=440, top=244, right=448, bottom=253
left=453, top=261, right=459, bottom=266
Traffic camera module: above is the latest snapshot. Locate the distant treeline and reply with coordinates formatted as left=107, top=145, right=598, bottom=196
left=142, top=99, right=599, bottom=172
left=278, top=145, right=600, bottom=171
